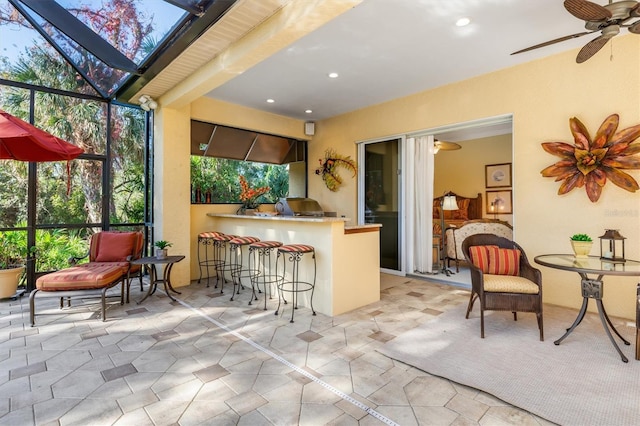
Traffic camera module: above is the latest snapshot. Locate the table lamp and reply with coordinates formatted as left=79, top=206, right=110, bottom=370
left=439, top=192, right=458, bottom=275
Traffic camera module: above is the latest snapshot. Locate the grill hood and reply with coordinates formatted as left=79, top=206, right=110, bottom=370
left=275, top=198, right=324, bottom=217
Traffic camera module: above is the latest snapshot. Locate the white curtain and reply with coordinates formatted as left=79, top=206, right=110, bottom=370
left=411, top=135, right=435, bottom=273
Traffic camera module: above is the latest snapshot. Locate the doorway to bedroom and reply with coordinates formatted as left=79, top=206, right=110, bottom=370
left=415, top=116, right=514, bottom=288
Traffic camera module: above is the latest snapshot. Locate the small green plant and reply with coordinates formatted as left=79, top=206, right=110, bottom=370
left=154, top=240, right=172, bottom=249
left=570, top=233, right=592, bottom=242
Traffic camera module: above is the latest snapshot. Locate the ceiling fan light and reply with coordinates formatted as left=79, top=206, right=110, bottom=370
left=455, top=17, right=470, bottom=27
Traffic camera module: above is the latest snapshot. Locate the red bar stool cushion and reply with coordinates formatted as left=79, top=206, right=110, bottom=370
left=250, top=241, right=283, bottom=249
left=278, top=244, right=314, bottom=253
left=230, top=236, right=260, bottom=245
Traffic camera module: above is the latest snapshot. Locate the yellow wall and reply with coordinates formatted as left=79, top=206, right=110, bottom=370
left=306, top=35, right=640, bottom=319
left=160, top=34, right=640, bottom=319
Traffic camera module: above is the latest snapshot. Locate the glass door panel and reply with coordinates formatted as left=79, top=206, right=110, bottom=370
left=363, top=139, right=400, bottom=271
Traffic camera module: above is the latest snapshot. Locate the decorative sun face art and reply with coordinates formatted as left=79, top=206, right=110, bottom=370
left=540, top=114, right=640, bottom=202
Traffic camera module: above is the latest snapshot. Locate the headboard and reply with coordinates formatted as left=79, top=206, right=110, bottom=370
left=433, top=192, right=483, bottom=227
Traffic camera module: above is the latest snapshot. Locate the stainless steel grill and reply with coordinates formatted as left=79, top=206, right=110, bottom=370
left=275, top=197, right=324, bottom=217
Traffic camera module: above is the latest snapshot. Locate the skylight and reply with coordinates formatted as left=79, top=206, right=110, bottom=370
left=0, top=0, right=236, bottom=101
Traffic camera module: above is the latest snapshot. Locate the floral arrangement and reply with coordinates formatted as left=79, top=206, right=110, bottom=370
left=541, top=114, right=640, bottom=202
left=239, top=175, right=270, bottom=209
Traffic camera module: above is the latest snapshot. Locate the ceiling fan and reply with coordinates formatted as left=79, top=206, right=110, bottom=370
left=512, top=0, right=640, bottom=63
left=434, top=140, right=461, bottom=153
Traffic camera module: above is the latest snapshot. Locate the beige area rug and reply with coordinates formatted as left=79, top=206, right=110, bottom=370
left=378, top=303, right=640, bottom=426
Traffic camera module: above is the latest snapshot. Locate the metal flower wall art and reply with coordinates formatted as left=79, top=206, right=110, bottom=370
left=540, top=114, right=640, bottom=202
left=315, top=148, right=358, bottom=192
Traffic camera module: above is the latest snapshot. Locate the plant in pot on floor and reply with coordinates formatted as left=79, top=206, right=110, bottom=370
left=154, top=240, right=172, bottom=259
left=0, top=231, right=29, bottom=298
left=570, top=233, right=593, bottom=258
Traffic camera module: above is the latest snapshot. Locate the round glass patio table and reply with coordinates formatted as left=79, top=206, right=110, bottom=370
left=534, top=254, right=640, bottom=363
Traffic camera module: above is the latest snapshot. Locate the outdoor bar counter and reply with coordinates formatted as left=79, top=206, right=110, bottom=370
left=206, top=213, right=381, bottom=316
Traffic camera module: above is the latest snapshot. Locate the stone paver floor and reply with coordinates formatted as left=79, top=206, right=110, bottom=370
left=0, top=273, right=553, bottom=425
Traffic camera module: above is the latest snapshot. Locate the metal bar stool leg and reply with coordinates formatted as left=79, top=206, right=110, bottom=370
left=229, top=236, right=261, bottom=302
left=197, top=232, right=223, bottom=288
left=249, top=241, right=283, bottom=310
left=275, top=244, right=316, bottom=323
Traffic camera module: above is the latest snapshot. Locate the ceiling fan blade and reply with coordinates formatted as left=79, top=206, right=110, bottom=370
left=631, top=4, right=640, bottom=18
left=564, top=0, right=612, bottom=21
left=511, top=31, right=593, bottom=55
left=630, top=20, right=640, bottom=33
left=576, top=35, right=610, bottom=63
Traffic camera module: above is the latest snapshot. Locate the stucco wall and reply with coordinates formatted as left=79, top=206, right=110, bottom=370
left=160, top=35, right=640, bottom=319
left=305, top=35, right=640, bottom=319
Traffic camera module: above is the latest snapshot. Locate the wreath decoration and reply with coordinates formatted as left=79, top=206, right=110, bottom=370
left=315, top=148, right=358, bottom=192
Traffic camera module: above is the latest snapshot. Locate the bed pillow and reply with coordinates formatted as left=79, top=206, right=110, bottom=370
left=433, top=198, right=470, bottom=220
left=444, top=198, right=470, bottom=220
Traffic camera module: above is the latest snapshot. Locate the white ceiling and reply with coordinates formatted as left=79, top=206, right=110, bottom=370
left=203, top=0, right=633, bottom=127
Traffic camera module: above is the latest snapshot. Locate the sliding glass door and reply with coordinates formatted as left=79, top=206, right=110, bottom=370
left=359, top=139, right=402, bottom=273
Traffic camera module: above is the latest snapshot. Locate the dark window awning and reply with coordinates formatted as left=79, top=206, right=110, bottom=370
left=191, top=120, right=305, bottom=165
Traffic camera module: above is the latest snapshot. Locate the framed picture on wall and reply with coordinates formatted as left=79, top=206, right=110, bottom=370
left=486, top=190, right=512, bottom=215
left=485, top=163, right=512, bottom=188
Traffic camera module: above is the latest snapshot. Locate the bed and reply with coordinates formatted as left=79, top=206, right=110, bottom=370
left=432, top=192, right=483, bottom=234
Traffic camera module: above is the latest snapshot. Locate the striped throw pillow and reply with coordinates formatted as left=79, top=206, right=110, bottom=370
left=469, top=245, right=493, bottom=273
left=488, top=247, right=521, bottom=276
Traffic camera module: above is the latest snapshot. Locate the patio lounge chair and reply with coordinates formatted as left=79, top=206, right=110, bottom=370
left=30, top=231, right=143, bottom=325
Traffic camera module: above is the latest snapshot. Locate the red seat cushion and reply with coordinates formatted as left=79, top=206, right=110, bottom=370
left=36, top=264, right=124, bottom=291
left=278, top=244, right=315, bottom=253
left=199, top=231, right=223, bottom=239
left=229, top=236, right=260, bottom=245
left=250, top=241, right=283, bottom=249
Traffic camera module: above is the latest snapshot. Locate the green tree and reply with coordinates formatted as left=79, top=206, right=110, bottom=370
left=0, top=0, right=150, bottom=225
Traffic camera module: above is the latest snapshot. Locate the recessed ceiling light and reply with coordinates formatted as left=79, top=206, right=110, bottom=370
left=305, top=109, right=313, bottom=114
left=328, top=72, right=339, bottom=78
left=266, top=99, right=275, bottom=103
left=456, top=17, right=470, bottom=27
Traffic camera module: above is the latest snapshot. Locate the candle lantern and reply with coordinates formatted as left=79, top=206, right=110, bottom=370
left=599, top=229, right=626, bottom=263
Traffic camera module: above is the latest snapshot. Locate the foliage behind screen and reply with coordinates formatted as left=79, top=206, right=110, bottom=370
left=190, top=156, right=289, bottom=204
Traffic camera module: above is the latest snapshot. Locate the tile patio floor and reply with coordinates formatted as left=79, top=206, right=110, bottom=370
left=0, top=273, right=553, bottom=425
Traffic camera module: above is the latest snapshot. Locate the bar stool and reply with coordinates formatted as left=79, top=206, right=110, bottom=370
left=249, top=240, right=283, bottom=309
left=210, top=233, right=239, bottom=293
left=197, top=231, right=224, bottom=288
left=275, top=244, right=316, bottom=323
left=228, top=236, right=261, bottom=302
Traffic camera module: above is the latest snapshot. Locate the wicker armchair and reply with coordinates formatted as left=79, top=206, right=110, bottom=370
left=462, top=234, right=543, bottom=341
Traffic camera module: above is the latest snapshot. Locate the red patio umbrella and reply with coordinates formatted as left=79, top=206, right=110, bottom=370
left=0, top=109, right=84, bottom=194
left=0, top=109, right=84, bottom=161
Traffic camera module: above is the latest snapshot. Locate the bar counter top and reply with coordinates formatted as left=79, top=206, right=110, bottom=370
left=206, top=213, right=381, bottom=233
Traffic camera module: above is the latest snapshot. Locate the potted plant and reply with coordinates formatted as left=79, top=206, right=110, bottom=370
left=154, top=240, right=172, bottom=259
left=570, top=233, right=593, bottom=258
left=0, top=231, right=28, bottom=298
